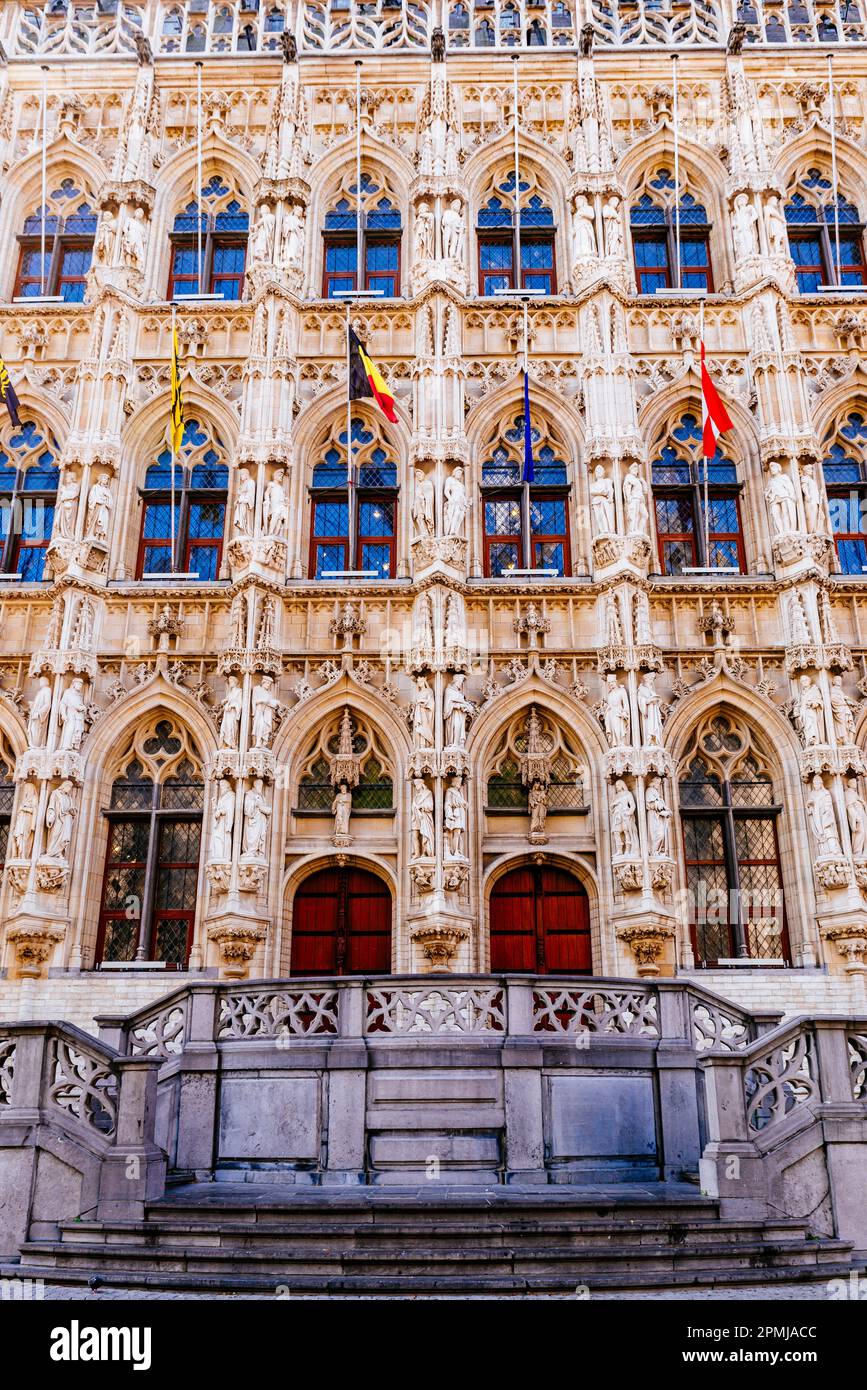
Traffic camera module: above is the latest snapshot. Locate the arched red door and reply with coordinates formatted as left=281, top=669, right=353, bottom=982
left=489, top=864, right=591, bottom=974
left=291, top=866, right=392, bottom=976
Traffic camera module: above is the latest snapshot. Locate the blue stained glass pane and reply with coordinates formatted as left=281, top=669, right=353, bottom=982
left=365, top=243, right=398, bottom=271
left=360, top=544, right=391, bottom=576
left=521, top=240, right=552, bottom=269
left=681, top=240, right=710, bottom=267
left=312, top=463, right=348, bottom=488
left=143, top=502, right=179, bottom=540
left=837, top=539, right=867, bottom=574
left=326, top=244, right=357, bottom=272
left=483, top=275, right=512, bottom=296
left=315, top=543, right=345, bottom=578
left=23, top=215, right=59, bottom=236
left=825, top=200, right=861, bottom=226
left=704, top=497, right=739, bottom=533
left=535, top=542, right=564, bottom=574
left=796, top=269, right=823, bottom=293
left=708, top=540, right=740, bottom=569
left=358, top=461, right=397, bottom=487
left=481, top=242, right=513, bottom=270
left=785, top=195, right=819, bottom=226
left=631, top=195, right=666, bottom=227
left=479, top=197, right=513, bottom=229
left=188, top=545, right=219, bottom=580
left=0, top=466, right=17, bottom=488
left=314, top=501, right=349, bottom=536
left=359, top=501, right=394, bottom=535
left=635, top=237, right=670, bottom=268
left=145, top=462, right=184, bottom=489
left=23, top=464, right=59, bottom=490
left=530, top=498, right=566, bottom=533
left=142, top=544, right=172, bottom=575
left=20, top=498, right=52, bottom=540
left=64, top=212, right=98, bottom=235
left=522, top=197, right=554, bottom=228
left=828, top=494, right=863, bottom=534
left=678, top=194, right=708, bottom=226
left=190, top=464, right=228, bottom=488
left=789, top=236, right=823, bottom=266
left=367, top=205, right=401, bottom=231
left=188, top=502, right=225, bottom=540
left=841, top=413, right=867, bottom=441
left=60, top=282, right=86, bottom=303
left=215, top=209, right=249, bottom=232
left=18, top=545, right=48, bottom=581
left=489, top=542, right=520, bottom=576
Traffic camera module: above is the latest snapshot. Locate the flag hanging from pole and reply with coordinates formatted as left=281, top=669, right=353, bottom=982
left=348, top=326, right=398, bottom=424
left=522, top=368, right=534, bottom=484
left=700, top=340, right=732, bottom=459
left=0, top=357, right=21, bottom=428
left=170, top=326, right=184, bottom=454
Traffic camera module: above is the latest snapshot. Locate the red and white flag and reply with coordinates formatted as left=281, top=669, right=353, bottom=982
left=700, top=340, right=733, bottom=459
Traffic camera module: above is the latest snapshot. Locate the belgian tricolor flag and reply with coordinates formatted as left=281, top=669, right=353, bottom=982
left=348, top=326, right=397, bottom=424
left=0, top=357, right=21, bottom=428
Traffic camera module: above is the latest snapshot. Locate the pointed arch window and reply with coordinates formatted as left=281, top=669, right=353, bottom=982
left=96, top=720, right=205, bottom=968
left=651, top=413, right=745, bottom=575
left=0, top=746, right=14, bottom=868
left=630, top=169, right=713, bottom=294
left=0, top=420, right=60, bottom=582
left=482, top=415, right=570, bottom=577
left=477, top=171, right=556, bottom=296
left=822, top=410, right=867, bottom=574
left=322, top=173, right=402, bottom=299
left=308, top=417, right=398, bottom=578
left=168, top=174, right=249, bottom=300
left=678, top=714, right=788, bottom=965
left=784, top=170, right=867, bottom=293
left=296, top=714, right=394, bottom=813
left=14, top=177, right=98, bottom=302
left=136, top=419, right=228, bottom=579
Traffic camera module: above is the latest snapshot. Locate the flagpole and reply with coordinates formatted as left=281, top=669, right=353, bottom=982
left=346, top=300, right=357, bottom=572
left=700, top=299, right=709, bottom=569
left=672, top=54, right=681, bottom=292
left=40, top=65, right=48, bottom=296
left=512, top=55, right=521, bottom=289
left=170, top=303, right=177, bottom=575
left=196, top=60, right=204, bottom=297
left=828, top=53, right=841, bottom=288
left=521, top=298, right=531, bottom=570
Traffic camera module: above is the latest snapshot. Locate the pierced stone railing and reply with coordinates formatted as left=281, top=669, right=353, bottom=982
left=532, top=985, right=659, bottom=1035
left=128, top=1002, right=188, bottom=1058
left=588, top=0, right=722, bottom=46
left=848, top=1030, right=867, bottom=1100
left=743, top=1028, right=818, bottom=1132
left=366, top=983, right=505, bottom=1034
left=48, top=1035, right=119, bottom=1137
left=6, top=1, right=146, bottom=56
left=218, top=987, right=339, bottom=1037
left=690, top=995, right=753, bottom=1052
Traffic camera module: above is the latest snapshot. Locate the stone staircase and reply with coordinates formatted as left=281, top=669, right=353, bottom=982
left=3, top=1182, right=858, bottom=1296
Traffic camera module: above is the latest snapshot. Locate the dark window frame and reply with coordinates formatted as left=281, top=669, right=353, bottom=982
left=321, top=230, right=402, bottom=300
left=476, top=229, right=557, bottom=297
left=0, top=462, right=58, bottom=581
left=631, top=213, right=714, bottom=295
left=481, top=481, right=572, bottom=578
left=136, top=466, right=227, bottom=580
left=14, top=231, right=95, bottom=303
left=308, top=482, right=399, bottom=580
left=787, top=216, right=867, bottom=293
left=167, top=226, right=248, bottom=301
left=652, top=463, right=746, bottom=575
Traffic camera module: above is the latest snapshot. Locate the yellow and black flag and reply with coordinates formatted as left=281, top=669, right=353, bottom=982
left=348, top=326, right=397, bottom=424
left=170, top=325, right=184, bottom=453
left=0, top=357, right=21, bottom=428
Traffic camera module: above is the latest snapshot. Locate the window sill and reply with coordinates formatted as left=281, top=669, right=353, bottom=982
left=294, top=807, right=396, bottom=818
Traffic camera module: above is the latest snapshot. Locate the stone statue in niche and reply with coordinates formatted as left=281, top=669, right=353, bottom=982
left=788, top=592, right=811, bottom=646
left=92, top=211, right=116, bottom=266
left=241, top=777, right=271, bottom=859
left=622, top=464, right=649, bottom=535
left=211, top=778, right=235, bottom=862
left=28, top=675, right=52, bottom=748
left=731, top=194, right=759, bottom=260
left=413, top=592, right=434, bottom=652
left=800, top=464, right=823, bottom=533
left=603, top=674, right=631, bottom=748
left=219, top=674, right=243, bottom=749
left=444, top=466, right=468, bottom=537
left=85, top=472, right=113, bottom=544
left=572, top=195, right=597, bottom=260
left=44, top=780, right=76, bottom=862
left=332, top=783, right=352, bottom=841
left=845, top=777, right=867, bottom=858
left=120, top=208, right=147, bottom=272
left=411, top=675, right=435, bottom=750
left=441, top=200, right=465, bottom=261
left=414, top=202, right=435, bottom=261
left=829, top=675, right=856, bottom=745
left=765, top=195, right=788, bottom=258
left=233, top=469, right=256, bottom=538
left=250, top=204, right=276, bottom=264
left=634, top=590, right=652, bottom=645
left=412, top=468, right=435, bottom=537
left=445, top=591, right=466, bottom=649
left=590, top=465, right=615, bottom=535
left=610, top=779, right=638, bottom=857
left=528, top=781, right=548, bottom=840
left=58, top=678, right=87, bottom=752
left=765, top=461, right=798, bottom=536
left=410, top=777, right=435, bottom=859
left=55, top=473, right=80, bottom=541
left=263, top=470, right=288, bottom=536
left=645, top=776, right=672, bottom=857
left=602, top=197, right=624, bottom=259
left=637, top=671, right=663, bottom=746
left=443, top=777, right=467, bottom=860
left=797, top=674, right=827, bottom=747
left=807, top=774, right=842, bottom=858
left=11, top=782, right=38, bottom=860
left=603, top=592, right=623, bottom=646
left=251, top=676, right=280, bottom=749
left=443, top=672, right=473, bottom=748
left=280, top=205, right=304, bottom=271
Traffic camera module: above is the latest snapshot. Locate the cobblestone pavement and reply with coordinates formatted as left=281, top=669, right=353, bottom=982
left=17, top=1281, right=842, bottom=1301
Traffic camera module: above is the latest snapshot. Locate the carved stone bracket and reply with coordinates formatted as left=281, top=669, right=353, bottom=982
left=237, top=860, right=267, bottom=894
left=409, top=859, right=435, bottom=894
left=34, top=859, right=70, bottom=894
left=612, top=858, right=643, bottom=893
left=616, top=923, right=675, bottom=978
left=411, top=924, right=468, bottom=973
left=207, top=920, right=266, bottom=979
left=5, top=921, right=65, bottom=978
left=821, top=924, right=867, bottom=978
left=815, top=856, right=852, bottom=890
left=205, top=862, right=232, bottom=895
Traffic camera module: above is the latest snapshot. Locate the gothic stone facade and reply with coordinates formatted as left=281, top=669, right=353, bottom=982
left=1, top=1, right=867, bottom=1022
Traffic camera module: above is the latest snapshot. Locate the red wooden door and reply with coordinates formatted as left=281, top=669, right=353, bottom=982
left=489, top=865, right=591, bottom=974
left=291, top=866, right=392, bottom=976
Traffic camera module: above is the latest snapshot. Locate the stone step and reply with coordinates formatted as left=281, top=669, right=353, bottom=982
left=18, top=1234, right=853, bottom=1281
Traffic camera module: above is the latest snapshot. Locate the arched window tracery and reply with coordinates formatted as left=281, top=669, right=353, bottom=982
left=784, top=167, right=867, bottom=293
left=821, top=410, right=867, bottom=574
left=96, top=718, right=205, bottom=967
left=137, top=418, right=228, bottom=580
left=168, top=173, right=249, bottom=300
left=651, top=412, right=745, bottom=575
left=14, top=176, right=99, bottom=302
left=309, top=415, right=398, bottom=578
left=677, top=713, right=788, bottom=966
left=322, top=171, right=402, bottom=299
left=0, top=734, right=17, bottom=869
left=486, top=707, right=588, bottom=812
left=0, top=419, right=60, bottom=583
left=629, top=167, right=713, bottom=294
left=296, top=711, right=394, bottom=812
left=476, top=168, right=556, bottom=296
left=480, top=411, right=571, bottom=577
